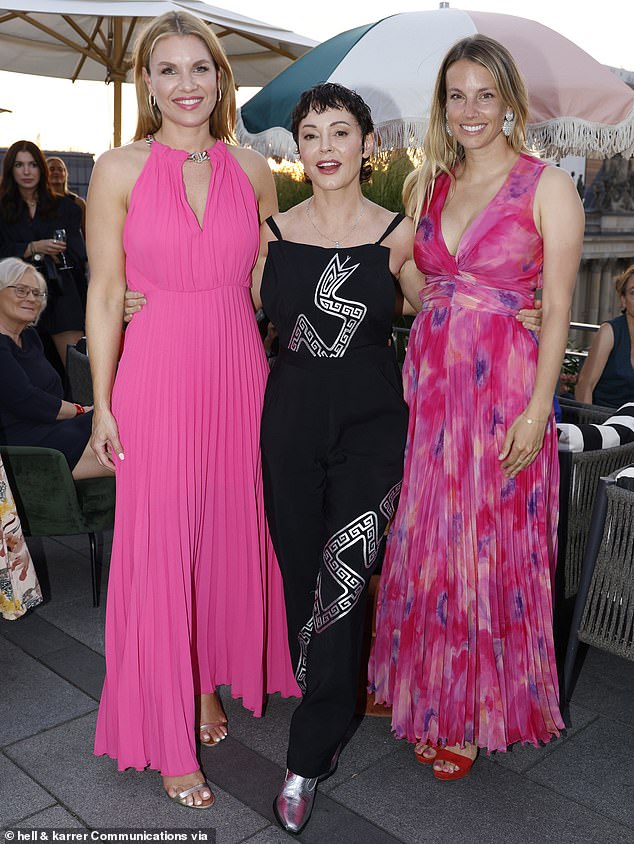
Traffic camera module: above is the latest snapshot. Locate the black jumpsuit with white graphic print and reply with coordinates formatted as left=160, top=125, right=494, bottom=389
left=260, top=213, right=409, bottom=778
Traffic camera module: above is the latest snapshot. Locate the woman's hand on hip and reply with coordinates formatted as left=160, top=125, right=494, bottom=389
left=516, top=299, right=543, bottom=333
left=123, top=288, right=146, bottom=323
left=498, top=412, right=548, bottom=478
left=90, top=408, right=124, bottom=471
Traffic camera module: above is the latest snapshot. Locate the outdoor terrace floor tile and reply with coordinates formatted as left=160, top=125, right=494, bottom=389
left=14, top=805, right=87, bottom=829
left=0, top=640, right=97, bottom=747
left=27, top=537, right=108, bottom=608
left=568, top=647, right=634, bottom=728
left=489, top=702, right=597, bottom=774
left=0, top=754, right=56, bottom=829
left=4, top=713, right=272, bottom=844
left=0, top=611, right=77, bottom=658
left=199, top=731, right=405, bottom=844
left=38, top=597, right=106, bottom=655
left=526, top=715, right=634, bottom=830
left=329, top=740, right=633, bottom=844
left=234, top=827, right=295, bottom=842
left=39, top=641, right=105, bottom=701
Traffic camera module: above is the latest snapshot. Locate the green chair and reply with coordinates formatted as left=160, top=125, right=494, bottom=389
left=0, top=445, right=115, bottom=607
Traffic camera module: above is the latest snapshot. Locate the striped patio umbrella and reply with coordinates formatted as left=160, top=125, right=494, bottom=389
left=237, top=7, right=634, bottom=161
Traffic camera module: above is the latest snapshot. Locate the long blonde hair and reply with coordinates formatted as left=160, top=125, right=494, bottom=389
left=405, top=35, right=530, bottom=226
left=132, top=11, right=236, bottom=143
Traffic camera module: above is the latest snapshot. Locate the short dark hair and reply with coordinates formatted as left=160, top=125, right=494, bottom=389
left=291, top=83, right=374, bottom=183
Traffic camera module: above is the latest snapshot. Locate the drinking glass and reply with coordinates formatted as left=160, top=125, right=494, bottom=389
left=52, top=228, right=73, bottom=270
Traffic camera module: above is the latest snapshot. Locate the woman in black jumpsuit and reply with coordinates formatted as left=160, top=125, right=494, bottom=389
left=256, top=84, right=413, bottom=834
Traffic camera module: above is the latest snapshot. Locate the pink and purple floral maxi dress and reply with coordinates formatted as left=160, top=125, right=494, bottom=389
left=369, top=154, right=565, bottom=752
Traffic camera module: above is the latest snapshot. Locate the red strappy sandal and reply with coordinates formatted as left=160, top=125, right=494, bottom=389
left=432, top=747, right=477, bottom=780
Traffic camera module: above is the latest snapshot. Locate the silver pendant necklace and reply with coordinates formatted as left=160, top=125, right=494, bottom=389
left=306, top=197, right=367, bottom=248
left=146, top=134, right=210, bottom=162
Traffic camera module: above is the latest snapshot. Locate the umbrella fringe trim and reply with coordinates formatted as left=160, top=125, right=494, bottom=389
left=236, top=111, right=297, bottom=160
left=237, top=109, right=634, bottom=161
left=527, top=107, right=634, bottom=159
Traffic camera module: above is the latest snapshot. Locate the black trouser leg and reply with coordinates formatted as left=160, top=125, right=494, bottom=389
left=286, top=453, right=402, bottom=776
left=261, top=351, right=407, bottom=778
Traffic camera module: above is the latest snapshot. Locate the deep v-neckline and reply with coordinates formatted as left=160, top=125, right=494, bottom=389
left=440, top=155, right=521, bottom=259
left=181, top=153, right=215, bottom=232
left=149, top=136, right=220, bottom=232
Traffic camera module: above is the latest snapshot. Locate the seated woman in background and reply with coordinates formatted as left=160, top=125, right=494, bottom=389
left=0, top=141, right=87, bottom=366
left=575, top=265, right=634, bottom=407
left=0, top=258, right=109, bottom=480
left=47, top=156, right=87, bottom=239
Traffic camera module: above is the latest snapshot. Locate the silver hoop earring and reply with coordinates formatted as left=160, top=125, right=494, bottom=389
left=217, top=87, right=222, bottom=102
left=148, top=92, right=157, bottom=110
left=445, top=113, right=453, bottom=137
left=502, top=108, right=515, bottom=137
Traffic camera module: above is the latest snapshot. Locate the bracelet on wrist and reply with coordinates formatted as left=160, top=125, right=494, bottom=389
left=74, top=403, right=86, bottom=415
left=521, top=413, right=548, bottom=425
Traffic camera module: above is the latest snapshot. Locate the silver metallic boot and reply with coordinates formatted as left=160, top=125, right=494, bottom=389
left=273, top=769, right=318, bottom=834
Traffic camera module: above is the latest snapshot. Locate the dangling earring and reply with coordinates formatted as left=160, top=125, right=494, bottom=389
left=217, top=87, right=222, bottom=102
left=148, top=92, right=157, bottom=111
left=445, top=113, right=453, bottom=137
left=502, top=108, right=515, bottom=137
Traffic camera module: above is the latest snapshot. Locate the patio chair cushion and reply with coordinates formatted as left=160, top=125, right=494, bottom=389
left=615, top=464, right=634, bottom=491
left=557, top=402, right=634, bottom=452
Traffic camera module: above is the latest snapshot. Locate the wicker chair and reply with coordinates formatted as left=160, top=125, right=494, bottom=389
left=556, top=397, right=634, bottom=598
left=563, top=466, right=634, bottom=701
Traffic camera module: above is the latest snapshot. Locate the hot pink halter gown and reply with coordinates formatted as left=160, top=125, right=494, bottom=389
left=369, top=154, right=564, bottom=752
left=94, top=138, right=299, bottom=777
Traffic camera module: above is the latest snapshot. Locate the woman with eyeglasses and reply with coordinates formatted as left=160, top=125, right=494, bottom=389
left=0, top=257, right=109, bottom=479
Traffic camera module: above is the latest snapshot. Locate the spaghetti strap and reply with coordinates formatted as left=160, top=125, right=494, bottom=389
left=376, top=213, right=405, bottom=245
left=266, top=217, right=284, bottom=240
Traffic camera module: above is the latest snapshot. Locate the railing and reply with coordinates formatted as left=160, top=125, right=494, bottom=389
left=391, top=320, right=601, bottom=364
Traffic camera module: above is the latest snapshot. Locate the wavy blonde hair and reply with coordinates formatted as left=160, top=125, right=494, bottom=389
left=132, top=11, right=236, bottom=143
left=405, top=34, right=530, bottom=226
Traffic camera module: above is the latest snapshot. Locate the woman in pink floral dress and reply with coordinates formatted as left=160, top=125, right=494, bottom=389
left=369, top=35, right=584, bottom=778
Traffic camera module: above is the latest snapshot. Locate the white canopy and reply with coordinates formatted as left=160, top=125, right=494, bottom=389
left=0, top=1, right=317, bottom=144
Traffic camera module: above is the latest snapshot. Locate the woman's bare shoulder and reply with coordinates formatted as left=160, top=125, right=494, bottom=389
left=92, top=141, right=150, bottom=186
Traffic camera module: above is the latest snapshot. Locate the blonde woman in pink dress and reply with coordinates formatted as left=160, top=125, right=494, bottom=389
left=369, top=35, right=584, bottom=778
left=86, top=12, right=297, bottom=808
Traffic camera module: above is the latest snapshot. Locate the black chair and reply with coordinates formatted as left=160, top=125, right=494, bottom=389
left=0, top=445, right=115, bottom=606
left=65, top=339, right=93, bottom=406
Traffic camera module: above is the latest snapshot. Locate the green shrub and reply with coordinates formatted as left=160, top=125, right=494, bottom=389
left=273, top=153, right=415, bottom=212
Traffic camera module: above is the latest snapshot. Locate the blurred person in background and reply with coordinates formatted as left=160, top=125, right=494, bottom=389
left=0, top=141, right=87, bottom=368
left=575, top=265, right=634, bottom=407
left=0, top=257, right=107, bottom=480
left=48, top=156, right=87, bottom=238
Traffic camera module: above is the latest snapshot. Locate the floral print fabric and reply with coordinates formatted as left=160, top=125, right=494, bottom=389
left=369, top=154, right=564, bottom=752
left=0, top=455, right=42, bottom=620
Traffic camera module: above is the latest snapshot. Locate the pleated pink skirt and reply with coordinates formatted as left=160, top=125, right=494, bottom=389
left=94, top=285, right=299, bottom=776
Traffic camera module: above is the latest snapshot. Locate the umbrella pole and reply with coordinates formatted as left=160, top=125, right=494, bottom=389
left=113, top=17, right=122, bottom=148
left=113, top=80, right=122, bottom=148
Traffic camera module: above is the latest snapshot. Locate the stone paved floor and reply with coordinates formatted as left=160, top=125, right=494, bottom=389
left=2, top=533, right=633, bottom=844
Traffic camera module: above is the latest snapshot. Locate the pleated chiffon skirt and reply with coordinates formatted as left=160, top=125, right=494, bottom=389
left=369, top=302, right=565, bottom=754
left=94, top=285, right=298, bottom=776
